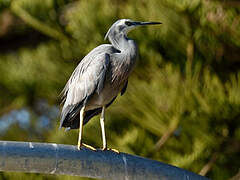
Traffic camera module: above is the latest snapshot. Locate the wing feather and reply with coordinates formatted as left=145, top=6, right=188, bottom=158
left=60, top=52, right=110, bottom=128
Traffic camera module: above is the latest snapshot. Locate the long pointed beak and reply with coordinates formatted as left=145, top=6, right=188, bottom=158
left=134, top=21, right=162, bottom=26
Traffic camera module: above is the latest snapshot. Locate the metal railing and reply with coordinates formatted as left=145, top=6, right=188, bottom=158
left=0, top=141, right=210, bottom=180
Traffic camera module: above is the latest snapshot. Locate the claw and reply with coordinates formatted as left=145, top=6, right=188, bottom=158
left=102, top=147, right=120, bottom=153
left=102, top=147, right=107, bottom=151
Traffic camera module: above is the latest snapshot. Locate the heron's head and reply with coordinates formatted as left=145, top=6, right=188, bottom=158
left=104, top=19, right=161, bottom=41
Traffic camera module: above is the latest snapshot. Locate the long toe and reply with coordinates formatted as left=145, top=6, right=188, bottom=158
left=82, top=143, right=97, bottom=151
left=110, top=148, right=120, bottom=153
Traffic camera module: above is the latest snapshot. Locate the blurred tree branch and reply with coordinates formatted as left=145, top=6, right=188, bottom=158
left=229, top=171, right=240, bottom=180
left=199, top=153, right=218, bottom=176
left=11, top=0, right=68, bottom=41
left=153, top=117, right=179, bottom=151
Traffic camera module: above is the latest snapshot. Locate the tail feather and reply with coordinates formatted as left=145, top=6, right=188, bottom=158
left=59, top=101, right=84, bottom=129
left=59, top=96, right=117, bottom=130
left=61, top=108, right=103, bottom=129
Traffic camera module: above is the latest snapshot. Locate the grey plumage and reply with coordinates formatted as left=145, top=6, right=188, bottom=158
left=59, top=19, right=161, bottom=150
left=60, top=44, right=130, bottom=129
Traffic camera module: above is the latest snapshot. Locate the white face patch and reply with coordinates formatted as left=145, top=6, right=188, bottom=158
left=118, top=19, right=127, bottom=26
left=117, top=19, right=132, bottom=26
left=115, top=19, right=134, bottom=34
left=105, top=19, right=135, bottom=41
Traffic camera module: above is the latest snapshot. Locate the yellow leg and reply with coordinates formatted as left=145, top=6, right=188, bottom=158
left=100, top=106, right=119, bottom=153
left=77, top=106, right=85, bottom=150
left=100, top=106, right=107, bottom=150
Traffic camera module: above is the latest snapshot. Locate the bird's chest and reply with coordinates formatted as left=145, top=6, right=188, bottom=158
left=86, top=52, right=137, bottom=110
left=87, top=60, right=133, bottom=109
left=109, top=55, right=136, bottom=87
left=86, top=81, right=123, bottom=110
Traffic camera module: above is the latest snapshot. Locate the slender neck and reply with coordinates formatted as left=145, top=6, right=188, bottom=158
left=110, top=34, right=138, bottom=68
left=109, top=33, right=131, bottom=52
left=108, top=32, right=138, bottom=65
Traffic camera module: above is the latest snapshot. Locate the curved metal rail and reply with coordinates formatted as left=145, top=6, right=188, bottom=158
left=0, top=141, right=210, bottom=180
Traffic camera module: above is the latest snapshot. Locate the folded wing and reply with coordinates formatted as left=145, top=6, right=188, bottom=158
left=60, top=53, right=110, bottom=129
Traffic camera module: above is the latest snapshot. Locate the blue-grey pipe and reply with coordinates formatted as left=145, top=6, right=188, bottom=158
left=0, top=141, right=210, bottom=180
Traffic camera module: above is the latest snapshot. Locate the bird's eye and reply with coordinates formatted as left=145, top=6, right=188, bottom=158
left=125, top=21, right=132, bottom=26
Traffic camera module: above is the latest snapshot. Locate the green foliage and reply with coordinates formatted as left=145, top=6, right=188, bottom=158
left=0, top=0, right=240, bottom=179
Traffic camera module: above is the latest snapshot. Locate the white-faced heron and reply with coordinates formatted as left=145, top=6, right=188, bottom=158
left=60, top=19, right=161, bottom=150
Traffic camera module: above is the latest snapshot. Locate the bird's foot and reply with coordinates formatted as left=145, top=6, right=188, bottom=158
left=77, top=143, right=97, bottom=151
left=102, top=147, right=119, bottom=153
